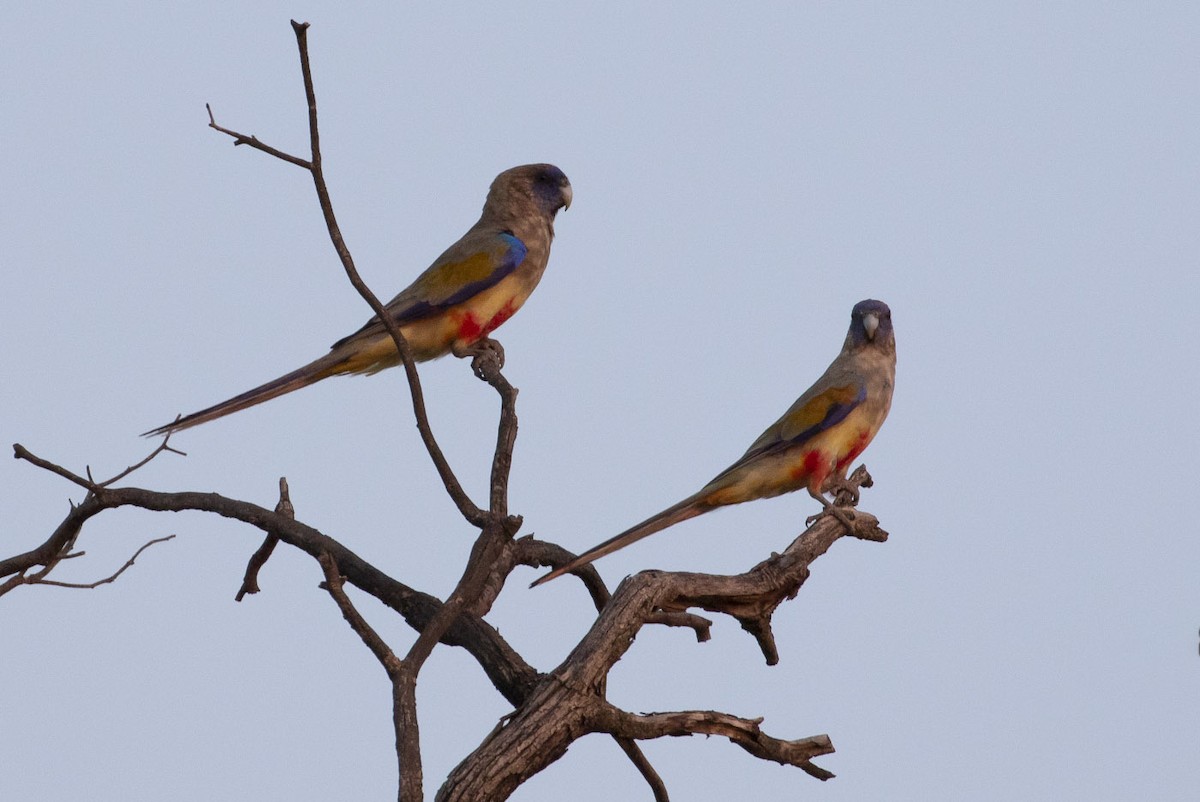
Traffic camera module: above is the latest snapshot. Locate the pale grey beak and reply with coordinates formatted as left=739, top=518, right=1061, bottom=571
left=863, top=312, right=879, bottom=340
left=561, top=183, right=573, bottom=210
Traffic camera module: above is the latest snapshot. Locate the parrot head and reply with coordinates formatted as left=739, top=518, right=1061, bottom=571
left=489, top=163, right=572, bottom=219
left=848, top=299, right=894, bottom=350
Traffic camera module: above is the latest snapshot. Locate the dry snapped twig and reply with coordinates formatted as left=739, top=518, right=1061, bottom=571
left=235, top=478, right=291, bottom=601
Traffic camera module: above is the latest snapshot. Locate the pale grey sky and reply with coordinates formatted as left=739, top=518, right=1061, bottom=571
left=4, top=3, right=1198, bottom=800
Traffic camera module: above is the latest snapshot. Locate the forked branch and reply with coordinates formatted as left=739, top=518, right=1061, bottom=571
left=438, top=477, right=886, bottom=799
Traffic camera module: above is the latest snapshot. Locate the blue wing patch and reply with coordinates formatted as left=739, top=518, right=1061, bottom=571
left=424, top=232, right=526, bottom=313
left=332, top=232, right=527, bottom=347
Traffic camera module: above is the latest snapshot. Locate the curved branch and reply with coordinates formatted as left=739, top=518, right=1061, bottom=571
left=2, top=457, right=540, bottom=706
left=288, top=21, right=486, bottom=529
left=599, top=705, right=835, bottom=781
left=30, top=535, right=175, bottom=590
left=205, top=23, right=486, bottom=528
left=513, top=536, right=713, bottom=639
left=514, top=535, right=611, bottom=608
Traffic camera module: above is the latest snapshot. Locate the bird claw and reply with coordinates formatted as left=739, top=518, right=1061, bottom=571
left=829, top=480, right=861, bottom=507
left=806, top=504, right=857, bottom=531
left=454, top=337, right=506, bottom=380
left=822, top=466, right=871, bottom=508
left=806, top=487, right=857, bottom=532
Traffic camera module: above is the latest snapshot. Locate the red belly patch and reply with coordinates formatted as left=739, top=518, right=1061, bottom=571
left=790, top=450, right=825, bottom=483
left=456, top=299, right=518, bottom=344
left=480, top=299, right=518, bottom=338
left=836, top=430, right=871, bottom=472
left=456, top=312, right=483, bottom=342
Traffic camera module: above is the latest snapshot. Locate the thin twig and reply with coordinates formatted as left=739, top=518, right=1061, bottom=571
left=33, top=535, right=175, bottom=589
left=318, top=551, right=403, bottom=676
left=14, top=436, right=182, bottom=494
left=287, top=20, right=485, bottom=528
left=614, top=736, right=670, bottom=802
left=98, top=435, right=185, bottom=487
left=206, top=103, right=312, bottom=168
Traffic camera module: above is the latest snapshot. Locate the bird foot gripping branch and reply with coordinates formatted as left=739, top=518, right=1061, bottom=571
left=830, top=466, right=872, bottom=506
left=453, top=337, right=506, bottom=382
left=804, top=464, right=880, bottom=536
left=806, top=501, right=857, bottom=532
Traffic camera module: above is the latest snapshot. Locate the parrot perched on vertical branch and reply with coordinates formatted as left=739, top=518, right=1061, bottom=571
left=146, top=163, right=571, bottom=437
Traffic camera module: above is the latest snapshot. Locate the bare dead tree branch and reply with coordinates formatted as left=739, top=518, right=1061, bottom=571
left=437, top=496, right=885, bottom=799
left=4, top=445, right=541, bottom=706
left=600, top=706, right=836, bottom=781
left=513, top=535, right=611, bottom=608
left=9, top=431, right=878, bottom=799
